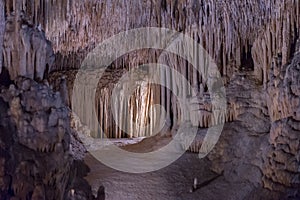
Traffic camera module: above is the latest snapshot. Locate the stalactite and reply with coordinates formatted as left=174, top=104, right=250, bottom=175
left=5, top=0, right=289, bottom=80
left=39, top=0, right=300, bottom=140
left=252, top=0, right=300, bottom=88
left=72, top=68, right=156, bottom=139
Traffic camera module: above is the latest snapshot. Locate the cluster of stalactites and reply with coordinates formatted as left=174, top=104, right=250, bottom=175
left=3, top=0, right=299, bottom=84
left=252, top=0, right=300, bottom=88
left=9, top=0, right=299, bottom=139
left=4, top=2, right=292, bottom=69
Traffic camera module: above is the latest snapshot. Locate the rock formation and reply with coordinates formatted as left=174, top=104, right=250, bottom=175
left=0, top=77, right=71, bottom=199
left=47, top=1, right=300, bottom=198
left=0, top=1, right=101, bottom=198
left=2, top=1, right=297, bottom=77
left=0, top=77, right=101, bottom=199
left=44, top=1, right=300, bottom=196
left=262, top=39, right=300, bottom=193
left=0, top=0, right=299, bottom=199
left=2, top=11, right=54, bottom=81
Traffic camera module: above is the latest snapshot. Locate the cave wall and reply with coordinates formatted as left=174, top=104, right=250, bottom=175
left=0, top=0, right=4, bottom=73
left=262, top=41, right=300, bottom=192
left=0, top=78, right=71, bottom=199
left=0, top=2, right=99, bottom=198
left=0, top=78, right=99, bottom=200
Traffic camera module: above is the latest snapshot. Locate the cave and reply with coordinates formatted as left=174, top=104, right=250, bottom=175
left=240, top=45, right=254, bottom=72
left=0, top=0, right=300, bottom=200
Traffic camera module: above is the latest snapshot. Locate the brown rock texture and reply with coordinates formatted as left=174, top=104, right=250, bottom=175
left=0, top=78, right=97, bottom=200
left=205, top=39, right=300, bottom=199
left=0, top=77, right=71, bottom=199
left=262, top=39, right=300, bottom=193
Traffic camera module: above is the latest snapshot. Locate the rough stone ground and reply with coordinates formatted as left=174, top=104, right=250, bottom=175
left=84, top=139, right=279, bottom=200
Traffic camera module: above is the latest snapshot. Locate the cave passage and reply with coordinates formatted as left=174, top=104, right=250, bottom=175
left=240, top=45, right=254, bottom=71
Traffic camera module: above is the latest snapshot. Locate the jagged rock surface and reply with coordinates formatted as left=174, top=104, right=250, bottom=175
left=0, top=78, right=70, bottom=199
left=0, top=78, right=97, bottom=200
left=262, top=39, right=300, bottom=193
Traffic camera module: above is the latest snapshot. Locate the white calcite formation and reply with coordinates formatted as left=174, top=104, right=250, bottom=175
left=10, top=0, right=298, bottom=137
left=50, top=68, right=159, bottom=139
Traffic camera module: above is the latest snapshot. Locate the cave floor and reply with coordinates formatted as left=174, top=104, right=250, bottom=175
left=84, top=139, right=273, bottom=200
